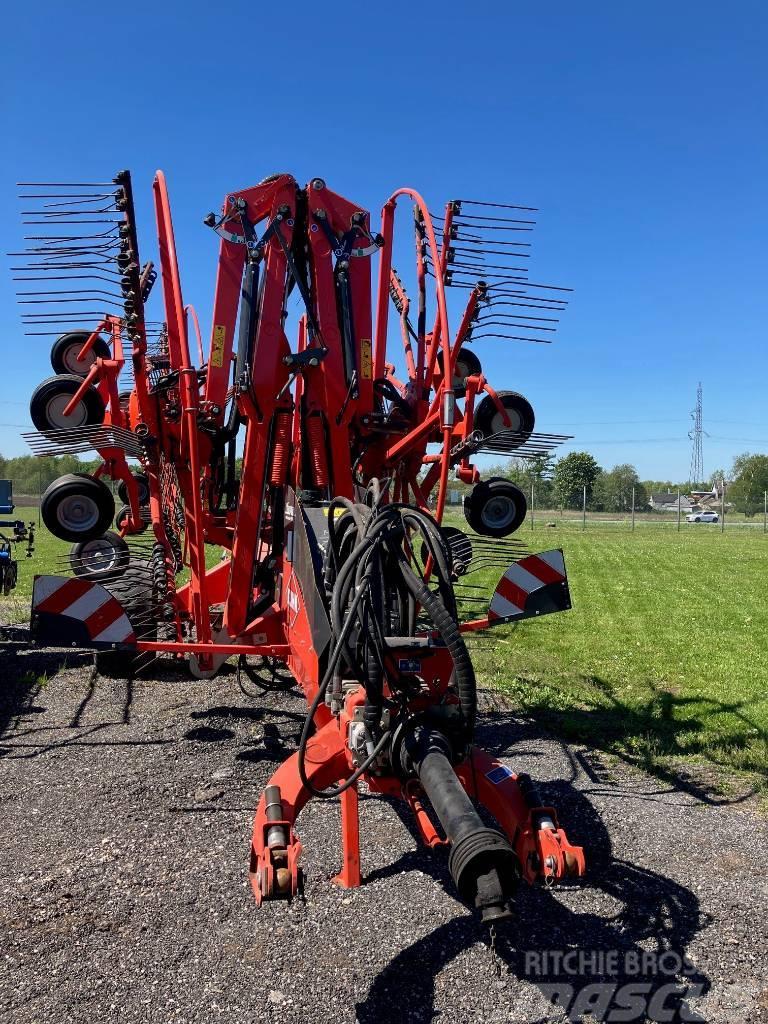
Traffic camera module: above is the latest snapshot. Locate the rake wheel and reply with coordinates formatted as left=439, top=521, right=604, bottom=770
left=30, top=374, right=105, bottom=432
left=464, top=477, right=527, bottom=538
left=437, top=347, right=483, bottom=396
left=70, top=530, right=130, bottom=581
left=41, top=473, right=115, bottom=542
left=474, top=390, right=535, bottom=442
left=50, top=332, right=111, bottom=377
left=115, top=505, right=148, bottom=534
left=117, top=473, right=150, bottom=506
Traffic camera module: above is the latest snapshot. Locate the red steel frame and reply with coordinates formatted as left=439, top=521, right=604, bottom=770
left=58, top=315, right=148, bottom=535
left=75, top=174, right=523, bottom=666
left=38, top=170, right=584, bottom=910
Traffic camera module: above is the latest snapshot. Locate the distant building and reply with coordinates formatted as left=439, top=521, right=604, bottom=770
left=690, top=485, right=719, bottom=503
left=648, top=492, right=694, bottom=513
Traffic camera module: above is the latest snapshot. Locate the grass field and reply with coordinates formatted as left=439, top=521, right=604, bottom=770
left=4, top=505, right=767, bottom=790
left=444, top=510, right=768, bottom=790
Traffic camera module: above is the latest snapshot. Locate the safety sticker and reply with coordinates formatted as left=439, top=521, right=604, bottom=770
left=210, top=324, right=226, bottom=368
left=360, top=338, right=372, bottom=379
left=486, top=764, right=514, bottom=785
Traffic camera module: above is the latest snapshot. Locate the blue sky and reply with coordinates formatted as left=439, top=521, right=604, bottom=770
left=1, top=1, right=766, bottom=481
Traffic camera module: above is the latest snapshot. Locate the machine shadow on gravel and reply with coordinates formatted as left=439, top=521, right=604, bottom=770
left=0, top=637, right=92, bottom=742
left=355, top=711, right=712, bottom=1024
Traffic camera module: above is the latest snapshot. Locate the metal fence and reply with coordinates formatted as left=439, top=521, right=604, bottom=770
left=447, top=486, right=768, bottom=533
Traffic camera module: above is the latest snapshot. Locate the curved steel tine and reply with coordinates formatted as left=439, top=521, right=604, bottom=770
left=13, top=273, right=122, bottom=284
left=453, top=235, right=533, bottom=248
left=454, top=219, right=535, bottom=233
left=466, top=333, right=552, bottom=344
left=477, top=309, right=560, bottom=322
left=451, top=244, right=532, bottom=258
left=454, top=198, right=538, bottom=211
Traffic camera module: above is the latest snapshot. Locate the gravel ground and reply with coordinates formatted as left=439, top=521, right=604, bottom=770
left=1, top=635, right=767, bottom=1024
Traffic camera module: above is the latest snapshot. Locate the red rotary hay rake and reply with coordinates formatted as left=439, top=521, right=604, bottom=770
left=15, top=170, right=583, bottom=928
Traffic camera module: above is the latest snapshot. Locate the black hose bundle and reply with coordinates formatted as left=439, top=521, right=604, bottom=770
left=297, top=490, right=476, bottom=798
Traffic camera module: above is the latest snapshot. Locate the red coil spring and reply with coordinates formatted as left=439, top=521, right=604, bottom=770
left=305, top=414, right=329, bottom=488
left=269, top=412, right=292, bottom=486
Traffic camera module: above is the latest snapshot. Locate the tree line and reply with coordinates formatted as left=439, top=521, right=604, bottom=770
left=475, top=450, right=768, bottom=515
left=0, top=454, right=103, bottom=498
left=3, top=450, right=767, bottom=516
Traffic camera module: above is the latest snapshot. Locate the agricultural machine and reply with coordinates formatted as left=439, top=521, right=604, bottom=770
left=0, top=480, right=35, bottom=596
left=14, top=170, right=583, bottom=929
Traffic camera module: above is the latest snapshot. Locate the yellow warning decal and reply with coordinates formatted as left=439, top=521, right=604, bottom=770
left=211, top=324, right=226, bottom=368
left=360, top=338, right=372, bottom=380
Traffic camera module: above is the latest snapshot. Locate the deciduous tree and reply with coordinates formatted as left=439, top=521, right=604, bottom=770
left=553, top=452, right=601, bottom=509
left=592, top=464, right=646, bottom=512
left=727, top=454, right=768, bottom=516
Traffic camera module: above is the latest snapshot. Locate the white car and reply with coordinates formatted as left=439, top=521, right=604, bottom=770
left=686, top=510, right=719, bottom=523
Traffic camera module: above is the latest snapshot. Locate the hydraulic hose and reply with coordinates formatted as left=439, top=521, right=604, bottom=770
left=298, top=493, right=511, bottom=921
left=297, top=558, right=392, bottom=799
left=364, top=544, right=385, bottom=739
left=396, top=550, right=476, bottom=740
left=302, top=496, right=476, bottom=797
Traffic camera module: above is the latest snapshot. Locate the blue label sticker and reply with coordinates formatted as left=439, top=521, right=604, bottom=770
left=398, top=658, right=421, bottom=672
left=486, top=764, right=514, bottom=785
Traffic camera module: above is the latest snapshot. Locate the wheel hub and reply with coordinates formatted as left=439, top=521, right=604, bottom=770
left=79, top=538, right=118, bottom=572
left=63, top=344, right=95, bottom=375
left=46, top=393, right=87, bottom=429
left=481, top=495, right=516, bottom=529
left=57, top=495, right=99, bottom=533
left=491, top=408, right=522, bottom=433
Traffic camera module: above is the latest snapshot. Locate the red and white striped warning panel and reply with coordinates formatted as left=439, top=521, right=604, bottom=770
left=487, top=549, right=571, bottom=625
left=31, top=575, right=136, bottom=649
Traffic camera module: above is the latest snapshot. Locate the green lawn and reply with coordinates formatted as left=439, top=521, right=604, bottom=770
left=446, top=511, right=768, bottom=788
left=5, top=505, right=767, bottom=788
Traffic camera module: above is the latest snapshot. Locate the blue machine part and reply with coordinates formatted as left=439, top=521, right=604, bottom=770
left=0, top=480, right=14, bottom=515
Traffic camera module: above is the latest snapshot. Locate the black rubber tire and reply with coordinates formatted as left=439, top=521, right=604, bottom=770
left=115, top=504, right=148, bottom=534
left=50, top=332, right=110, bottom=377
left=464, top=477, right=528, bottom=538
left=437, top=348, right=482, bottom=395
left=2, top=561, right=18, bottom=596
left=70, top=531, right=130, bottom=580
left=473, top=390, right=535, bottom=442
left=117, top=473, right=150, bottom=506
left=41, top=473, right=115, bottom=542
left=29, top=374, right=105, bottom=432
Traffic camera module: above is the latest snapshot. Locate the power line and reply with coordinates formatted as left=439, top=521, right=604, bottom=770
left=706, top=435, right=768, bottom=444
left=541, top=417, right=766, bottom=429
left=558, top=434, right=768, bottom=445
left=549, top=418, right=691, bottom=427
left=559, top=438, right=688, bottom=444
